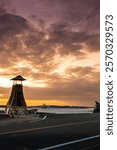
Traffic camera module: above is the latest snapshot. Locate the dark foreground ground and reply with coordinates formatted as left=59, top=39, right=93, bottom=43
left=0, top=113, right=100, bottom=150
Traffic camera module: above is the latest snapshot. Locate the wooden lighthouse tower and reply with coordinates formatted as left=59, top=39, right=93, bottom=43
left=6, top=75, right=27, bottom=116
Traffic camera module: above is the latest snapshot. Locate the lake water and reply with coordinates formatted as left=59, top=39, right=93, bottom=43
left=0, top=107, right=94, bottom=114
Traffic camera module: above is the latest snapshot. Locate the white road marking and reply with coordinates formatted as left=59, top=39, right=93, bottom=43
left=42, top=115, right=47, bottom=120
left=37, top=135, right=100, bottom=150
left=0, top=120, right=99, bottom=135
left=27, top=116, right=47, bottom=123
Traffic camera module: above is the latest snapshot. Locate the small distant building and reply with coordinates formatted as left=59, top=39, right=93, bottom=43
left=6, top=75, right=27, bottom=116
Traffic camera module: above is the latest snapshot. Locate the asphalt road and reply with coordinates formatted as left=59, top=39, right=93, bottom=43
left=0, top=113, right=100, bottom=150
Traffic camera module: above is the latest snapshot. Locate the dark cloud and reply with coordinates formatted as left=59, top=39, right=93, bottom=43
left=0, top=12, right=100, bottom=69
left=0, top=13, right=29, bottom=36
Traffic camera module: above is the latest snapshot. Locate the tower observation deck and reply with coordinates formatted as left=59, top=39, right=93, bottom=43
left=6, top=75, right=27, bottom=116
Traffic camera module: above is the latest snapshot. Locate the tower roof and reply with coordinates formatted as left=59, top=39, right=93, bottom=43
left=11, top=75, right=26, bottom=81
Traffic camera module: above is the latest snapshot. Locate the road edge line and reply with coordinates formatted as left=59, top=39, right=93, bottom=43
left=37, top=135, right=100, bottom=150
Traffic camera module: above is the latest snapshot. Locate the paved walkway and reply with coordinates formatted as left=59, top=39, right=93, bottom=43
left=0, top=115, right=44, bottom=126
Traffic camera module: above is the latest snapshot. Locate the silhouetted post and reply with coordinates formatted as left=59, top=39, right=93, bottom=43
left=93, top=101, right=100, bottom=113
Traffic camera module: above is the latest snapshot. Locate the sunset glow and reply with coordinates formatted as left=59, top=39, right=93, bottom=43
left=0, top=98, right=93, bottom=107
left=0, top=0, right=100, bottom=106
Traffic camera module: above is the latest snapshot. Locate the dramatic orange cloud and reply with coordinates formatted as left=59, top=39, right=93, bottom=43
left=0, top=0, right=100, bottom=106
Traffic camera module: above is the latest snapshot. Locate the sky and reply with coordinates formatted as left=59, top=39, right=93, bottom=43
left=0, top=0, right=100, bottom=106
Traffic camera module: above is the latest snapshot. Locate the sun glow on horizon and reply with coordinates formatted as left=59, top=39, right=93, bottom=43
left=0, top=99, right=68, bottom=106
left=0, top=98, right=94, bottom=107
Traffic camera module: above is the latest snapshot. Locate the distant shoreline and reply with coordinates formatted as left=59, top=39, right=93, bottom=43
left=0, top=105, right=94, bottom=108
